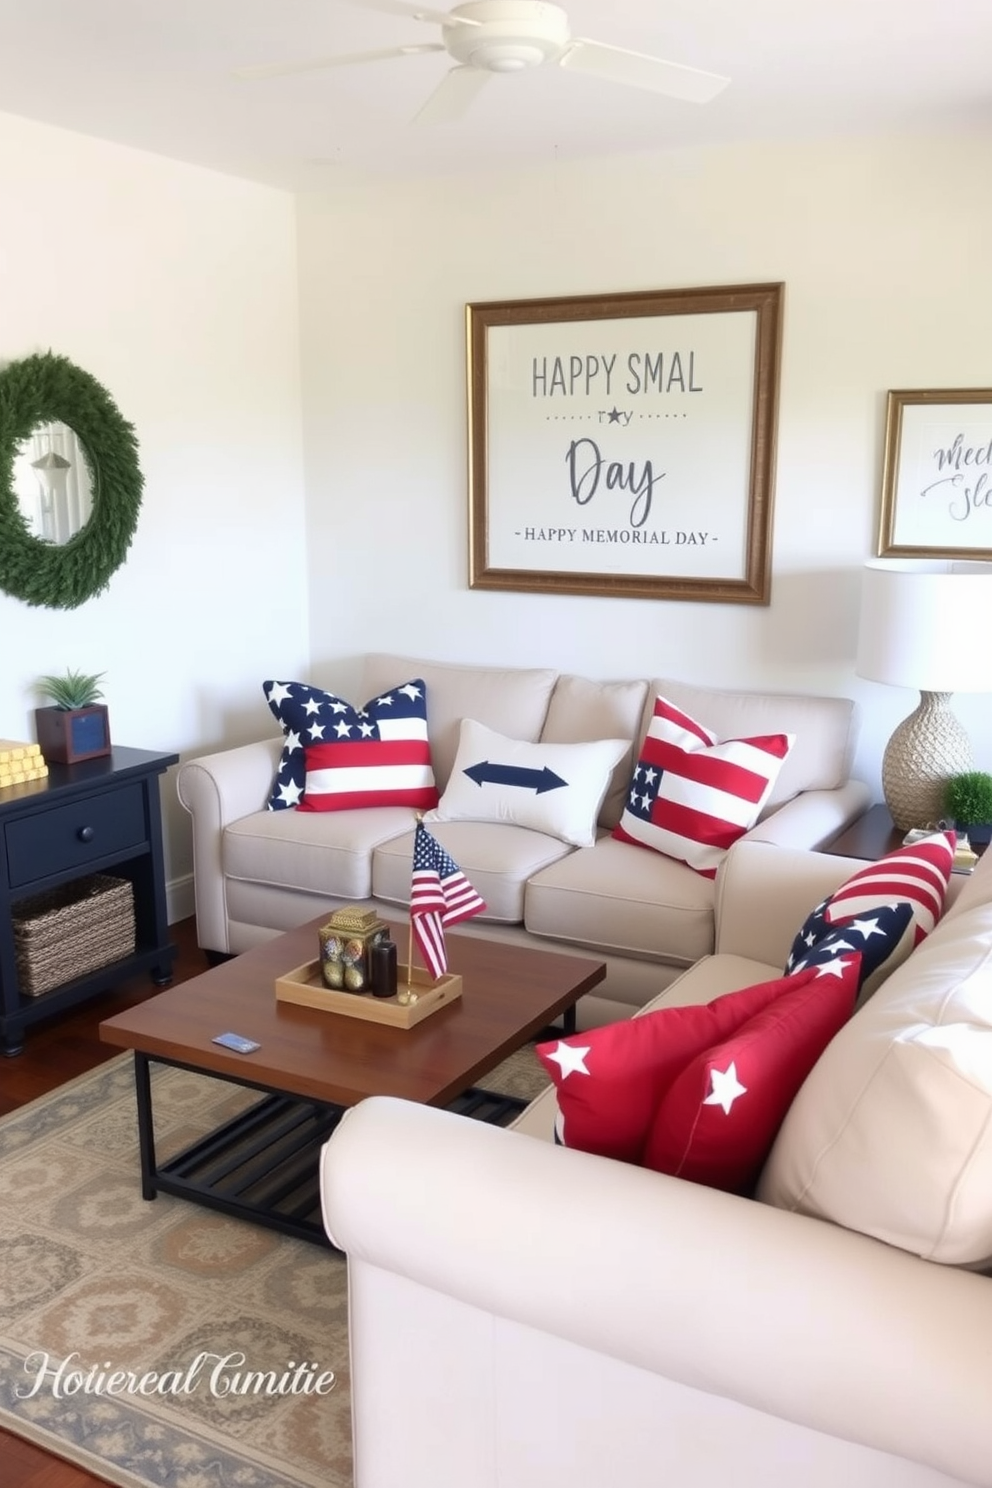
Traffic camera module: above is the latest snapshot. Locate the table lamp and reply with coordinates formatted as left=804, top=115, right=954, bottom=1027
left=856, top=558, right=992, bottom=830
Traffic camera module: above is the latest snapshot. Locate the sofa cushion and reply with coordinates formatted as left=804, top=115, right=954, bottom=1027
left=652, top=678, right=859, bottom=811
left=613, top=694, right=794, bottom=877
left=524, top=835, right=716, bottom=966
left=540, top=674, right=646, bottom=829
left=224, top=805, right=418, bottom=902
left=428, top=719, right=629, bottom=849
left=373, top=820, right=574, bottom=924
left=758, top=851, right=992, bottom=1264
left=536, top=959, right=859, bottom=1192
left=360, top=654, right=558, bottom=793
left=785, top=831, right=955, bottom=1002
left=263, top=678, right=438, bottom=814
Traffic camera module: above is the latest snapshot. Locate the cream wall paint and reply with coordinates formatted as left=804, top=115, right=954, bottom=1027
left=0, top=111, right=309, bottom=917
left=296, top=128, right=992, bottom=806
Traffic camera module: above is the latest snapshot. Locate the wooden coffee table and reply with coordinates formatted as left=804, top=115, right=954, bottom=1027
left=100, top=915, right=605, bottom=1247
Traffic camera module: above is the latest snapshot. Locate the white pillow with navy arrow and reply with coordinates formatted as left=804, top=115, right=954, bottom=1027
left=427, top=718, right=629, bottom=848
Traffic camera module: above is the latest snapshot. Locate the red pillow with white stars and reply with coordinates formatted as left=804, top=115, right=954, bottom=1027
left=536, top=957, right=860, bottom=1184
left=644, top=956, right=860, bottom=1193
left=785, top=831, right=955, bottom=1002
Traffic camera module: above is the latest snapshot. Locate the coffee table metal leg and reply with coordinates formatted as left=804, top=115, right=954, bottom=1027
left=134, top=1052, right=158, bottom=1201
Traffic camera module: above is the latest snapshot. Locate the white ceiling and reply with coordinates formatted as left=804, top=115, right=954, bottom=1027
left=0, top=0, right=989, bottom=192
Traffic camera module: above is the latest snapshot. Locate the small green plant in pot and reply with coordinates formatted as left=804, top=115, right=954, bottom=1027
left=37, top=669, right=106, bottom=710
left=944, top=770, right=992, bottom=846
left=34, top=669, right=111, bottom=764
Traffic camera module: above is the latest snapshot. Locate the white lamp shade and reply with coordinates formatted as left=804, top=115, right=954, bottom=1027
left=856, top=559, right=992, bottom=694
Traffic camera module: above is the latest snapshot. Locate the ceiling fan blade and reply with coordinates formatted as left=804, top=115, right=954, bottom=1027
left=413, top=65, right=493, bottom=125
left=234, top=43, right=444, bottom=82
left=560, top=38, right=730, bottom=104
left=335, top=0, right=481, bottom=27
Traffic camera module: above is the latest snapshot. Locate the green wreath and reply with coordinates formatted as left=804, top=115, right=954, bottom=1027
left=0, top=351, right=143, bottom=609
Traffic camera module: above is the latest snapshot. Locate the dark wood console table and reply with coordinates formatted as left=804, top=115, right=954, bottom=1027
left=0, top=746, right=178, bottom=1056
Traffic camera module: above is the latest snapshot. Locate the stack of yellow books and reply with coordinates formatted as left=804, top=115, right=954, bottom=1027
left=0, top=739, right=49, bottom=788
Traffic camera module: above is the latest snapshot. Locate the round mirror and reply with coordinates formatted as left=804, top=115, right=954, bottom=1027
left=0, top=351, right=143, bottom=608
left=12, top=421, right=95, bottom=545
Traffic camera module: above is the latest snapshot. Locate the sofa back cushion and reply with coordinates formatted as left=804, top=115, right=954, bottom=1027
left=360, top=655, right=558, bottom=793
left=540, top=673, right=646, bottom=829
left=651, top=680, right=859, bottom=810
left=757, top=849, right=992, bottom=1264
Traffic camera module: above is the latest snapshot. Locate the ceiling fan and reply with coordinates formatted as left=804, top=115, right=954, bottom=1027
left=234, top=0, right=730, bottom=125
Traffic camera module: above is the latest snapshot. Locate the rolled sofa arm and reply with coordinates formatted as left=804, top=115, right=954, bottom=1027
left=176, top=738, right=281, bottom=954
left=749, top=778, right=872, bottom=851
left=322, top=1097, right=992, bottom=1488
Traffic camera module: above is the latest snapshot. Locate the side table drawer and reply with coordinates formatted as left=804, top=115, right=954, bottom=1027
left=5, top=782, right=147, bottom=888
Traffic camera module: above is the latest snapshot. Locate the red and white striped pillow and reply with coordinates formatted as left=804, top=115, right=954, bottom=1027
left=785, top=831, right=956, bottom=1002
left=811, top=831, right=956, bottom=942
left=612, top=695, right=794, bottom=877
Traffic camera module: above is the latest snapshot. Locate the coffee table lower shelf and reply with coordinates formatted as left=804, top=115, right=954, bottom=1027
left=133, top=1052, right=529, bottom=1250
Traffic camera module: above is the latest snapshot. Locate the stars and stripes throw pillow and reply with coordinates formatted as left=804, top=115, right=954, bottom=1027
left=263, top=678, right=439, bottom=814
left=612, top=695, right=794, bottom=877
left=536, top=957, right=860, bottom=1193
left=784, top=830, right=956, bottom=1002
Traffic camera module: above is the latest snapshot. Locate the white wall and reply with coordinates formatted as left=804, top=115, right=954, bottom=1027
left=296, top=128, right=992, bottom=802
left=0, top=112, right=309, bottom=916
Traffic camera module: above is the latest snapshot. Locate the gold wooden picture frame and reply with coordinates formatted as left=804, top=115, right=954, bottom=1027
left=467, top=282, right=784, bottom=604
left=878, top=388, right=992, bottom=559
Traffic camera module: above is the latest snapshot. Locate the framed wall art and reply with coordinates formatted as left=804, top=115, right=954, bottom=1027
left=878, top=388, right=992, bottom=559
left=466, top=282, right=784, bottom=604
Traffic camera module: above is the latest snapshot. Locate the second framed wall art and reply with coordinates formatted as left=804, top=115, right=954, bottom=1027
left=878, top=388, right=992, bottom=559
left=466, top=282, right=784, bottom=605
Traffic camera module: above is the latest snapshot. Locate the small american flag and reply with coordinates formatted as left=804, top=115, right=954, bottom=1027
left=410, top=821, right=486, bottom=979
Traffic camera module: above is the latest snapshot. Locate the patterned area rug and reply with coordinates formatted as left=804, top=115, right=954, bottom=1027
left=0, top=1046, right=549, bottom=1488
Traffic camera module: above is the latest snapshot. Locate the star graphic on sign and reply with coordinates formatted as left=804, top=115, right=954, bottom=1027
left=276, top=779, right=303, bottom=807
left=545, top=1041, right=591, bottom=1079
left=703, top=1062, right=747, bottom=1115
left=607, top=407, right=622, bottom=423
left=303, top=697, right=322, bottom=717
left=267, top=682, right=293, bottom=706
left=848, top=916, right=886, bottom=940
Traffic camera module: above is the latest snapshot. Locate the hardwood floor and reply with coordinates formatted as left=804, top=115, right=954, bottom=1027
left=0, top=916, right=211, bottom=1488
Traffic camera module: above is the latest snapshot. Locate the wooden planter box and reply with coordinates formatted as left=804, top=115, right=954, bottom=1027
left=35, top=705, right=111, bottom=764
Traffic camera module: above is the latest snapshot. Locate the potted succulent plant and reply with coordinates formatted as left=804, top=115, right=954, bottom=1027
left=943, top=770, right=992, bottom=846
left=34, top=668, right=111, bottom=764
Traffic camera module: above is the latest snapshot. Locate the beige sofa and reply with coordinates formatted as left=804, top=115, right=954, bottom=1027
left=320, top=840, right=992, bottom=1488
left=177, top=653, right=869, bottom=1023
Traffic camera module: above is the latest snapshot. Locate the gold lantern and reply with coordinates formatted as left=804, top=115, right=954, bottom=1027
left=318, top=906, right=390, bottom=994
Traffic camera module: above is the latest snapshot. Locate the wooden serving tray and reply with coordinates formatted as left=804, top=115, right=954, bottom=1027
left=275, top=959, right=462, bottom=1028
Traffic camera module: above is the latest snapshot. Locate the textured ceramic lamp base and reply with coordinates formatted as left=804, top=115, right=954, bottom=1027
left=881, top=691, right=974, bottom=831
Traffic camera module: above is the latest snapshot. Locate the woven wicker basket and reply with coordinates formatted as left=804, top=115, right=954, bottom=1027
left=13, top=874, right=136, bottom=997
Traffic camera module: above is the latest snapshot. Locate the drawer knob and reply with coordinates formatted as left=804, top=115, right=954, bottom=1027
left=77, top=826, right=95, bottom=843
